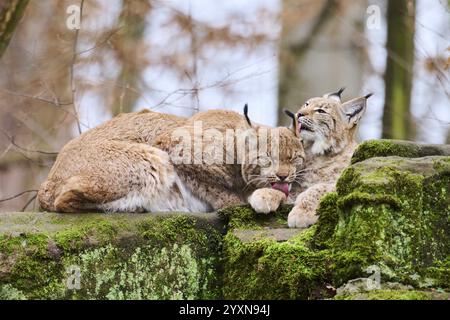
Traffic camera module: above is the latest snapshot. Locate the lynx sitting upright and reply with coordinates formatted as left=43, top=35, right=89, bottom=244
left=249, top=88, right=372, bottom=228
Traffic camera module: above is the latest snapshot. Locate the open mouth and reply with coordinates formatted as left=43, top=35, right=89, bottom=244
left=299, top=121, right=314, bottom=132
left=271, top=182, right=290, bottom=197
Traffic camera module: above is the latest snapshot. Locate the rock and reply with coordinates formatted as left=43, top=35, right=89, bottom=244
left=0, top=140, right=449, bottom=300
left=220, top=205, right=333, bottom=299
left=219, top=153, right=450, bottom=300
left=334, top=280, right=450, bottom=300
left=352, top=139, right=450, bottom=164
left=232, top=228, right=304, bottom=243
left=331, top=156, right=450, bottom=287
left=0, top=212, right=223, bottom=300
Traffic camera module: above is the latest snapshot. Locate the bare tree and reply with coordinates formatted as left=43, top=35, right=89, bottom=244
left=277, top=0, right=367, bottom=126
left=382, top=0, right=416, bottom=140
left=111, top=0, right=151, bottom=115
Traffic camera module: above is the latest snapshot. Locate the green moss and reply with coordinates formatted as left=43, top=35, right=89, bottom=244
left=331, top=156, right=450, bottom=287
left=335, top=289, right=435, bottom=300
left=351, top=140, right=421, bottom=164
left=217, top=204, right=293, bottom=230
left=54, top=220, right=119, bottom=252
left=222, top=229, right=333, bottom=300
left=426, top=257, right=450, bottom=288
left=62, top=243, right=216, bottom=300
left=311, top=192, right=339, bottom=249
left=1, top=145, right=449, bottom=300
left=351, top=139, right=450, bottom=164
left=0, top=213, right=223, bottom=300
left=0, top=284, right=27, bottom=300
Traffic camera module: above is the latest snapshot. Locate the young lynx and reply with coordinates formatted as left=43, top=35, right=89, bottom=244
left=249, top=89, right=372, bottom=228
left=38, top=107, right=304, bottom=213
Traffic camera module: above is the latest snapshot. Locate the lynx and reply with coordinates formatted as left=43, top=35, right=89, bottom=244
left=249, top=89, right=372, bottom=228
left=38, top=107, right=305, bottom=213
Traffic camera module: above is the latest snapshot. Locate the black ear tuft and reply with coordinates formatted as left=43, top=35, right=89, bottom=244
left=284, top=109, right=297, bottom=134
left=243, top=103, right=252, bottom=127
left=326, top=87, right=346, bottom=102
left=364, top=93, right=374, bottom=99
left=284, top=109, right=295, bottom=119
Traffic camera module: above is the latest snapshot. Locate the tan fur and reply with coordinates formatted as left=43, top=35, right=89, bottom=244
left=246, top=91, right=369, bottom=228
left=154, top=109, right=305, bottom=210
left=286, top=92, right=370, bottom=228
left=38, top=109, right=304, bottom=213
left=38, top=110, right=187, bottom=212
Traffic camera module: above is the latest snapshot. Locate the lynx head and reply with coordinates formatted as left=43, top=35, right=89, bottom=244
left=241, top=105, right=305, bottom=197
left=294, top=88, right=372, bottom=155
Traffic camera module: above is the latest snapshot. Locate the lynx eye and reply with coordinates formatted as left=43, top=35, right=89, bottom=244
left=294, top=157, right=303, bottom=165
left=316, top=109, right=327, bottom=114
left=257, top=154, right=272, bottom=167
left=291, top=154, right=303, bottom=164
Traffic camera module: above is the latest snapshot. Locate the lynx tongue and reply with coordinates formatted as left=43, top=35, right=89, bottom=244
left=271, top=182, right=289, bottom=197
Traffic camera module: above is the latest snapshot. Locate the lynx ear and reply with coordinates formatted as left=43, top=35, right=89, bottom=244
left=284, top=109, right=300, bottom=137
left=341, top=93, right=372, bottom=127
left=324, top=87, right=345, bottom=102
left=243, top=103, right=252, bottom=127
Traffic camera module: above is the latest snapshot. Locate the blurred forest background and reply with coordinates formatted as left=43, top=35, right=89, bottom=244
left=0, top=0, right=449, bottom=211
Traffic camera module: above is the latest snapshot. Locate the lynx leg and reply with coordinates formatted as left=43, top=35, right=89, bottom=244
left=248, top=188, right=286, bottom=214
left=50, top=142, right=180, bottom=213
left=53, top=175, right=111, bottom=212
left=287, top=183, right=335, bottom=228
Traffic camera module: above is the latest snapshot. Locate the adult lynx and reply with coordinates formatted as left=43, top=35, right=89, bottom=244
left=38, top=107, right=304, bottom=213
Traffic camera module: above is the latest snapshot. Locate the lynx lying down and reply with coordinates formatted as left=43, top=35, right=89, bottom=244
left=38, top=107, right=305, bottom=213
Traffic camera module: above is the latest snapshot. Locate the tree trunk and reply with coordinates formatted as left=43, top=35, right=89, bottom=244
left=382, top=0, right=416, bottom=140
left=277, top=0, right=366, bottom=126
left=111, top=0, right=151, bottom=115
left=0, top=0, right=29, bottom=58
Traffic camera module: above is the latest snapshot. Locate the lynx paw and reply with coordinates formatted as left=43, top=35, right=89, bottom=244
left=248, top=188, right=286, bottom=214
left=287, top=206, right=318, bottom=228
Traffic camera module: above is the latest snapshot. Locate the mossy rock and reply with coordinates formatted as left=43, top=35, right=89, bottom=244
left=334, top=280, right=450, bottom=300
left=219, top=205, right=334, bottom=299
left=1, top=140, right=449, bottom=300
left=0, top=212, right=223, bottom=300
left=220, top=154, right=450, bottom=299
left=332, top=156, right=450, bottom=287
left=217, top=204, right=293, bottom=230
left=222, top=226, right=334, bottom=299
left=334, top=289, right=450, bottom=300
left=352, top=139, right=450, bottom=164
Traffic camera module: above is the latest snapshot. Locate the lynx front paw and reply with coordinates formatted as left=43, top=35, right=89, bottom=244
left=287, top=206, right=318, bottom=228
left=248, top=188, right=286, bottom=214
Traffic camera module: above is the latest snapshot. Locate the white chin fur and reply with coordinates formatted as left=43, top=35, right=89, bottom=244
left=300, top=131, right=315, bottom=141
left=301, top=132, right=330, bottom=155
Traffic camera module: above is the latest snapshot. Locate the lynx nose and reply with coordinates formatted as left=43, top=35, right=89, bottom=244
left=277, top=175, right=288, bottom=182
left=297, top=112, right=305, bottom=118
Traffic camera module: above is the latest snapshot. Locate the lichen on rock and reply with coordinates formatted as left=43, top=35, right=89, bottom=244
left=219, top=141, right=450, bottom=300
left=0, top=140, right=449, bottom=300
left=0, top=213, right=223, bottom=300
left=332, top=156, right=450, bottom=287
